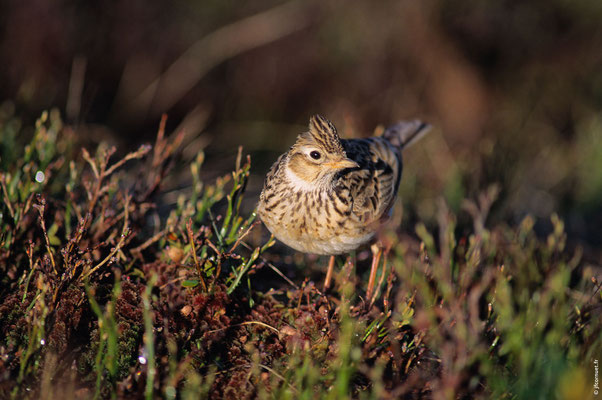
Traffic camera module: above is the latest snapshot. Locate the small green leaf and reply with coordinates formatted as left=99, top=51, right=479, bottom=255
left=182, top=280, right=199, bottom=288
left=49, top=235, right=61, bottom=246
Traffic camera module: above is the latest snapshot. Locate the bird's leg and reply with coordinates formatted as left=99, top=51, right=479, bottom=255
left=324, top=255, right=336, bottom=291
left=369, top=245, right=391, bottom=307
left=366, top=243, right=383, bottom=301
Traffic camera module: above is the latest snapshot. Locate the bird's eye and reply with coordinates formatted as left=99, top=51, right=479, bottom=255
left=309, top=151, right=321, bottom=160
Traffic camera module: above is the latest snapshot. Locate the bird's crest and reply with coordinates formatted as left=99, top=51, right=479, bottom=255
left=306, top=115, right=345, bottom=154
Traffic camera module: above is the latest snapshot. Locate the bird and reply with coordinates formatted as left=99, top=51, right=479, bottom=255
left=257, top=114, right=430, bottom=297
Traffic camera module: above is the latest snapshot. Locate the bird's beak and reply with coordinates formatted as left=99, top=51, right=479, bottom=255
left=326, top=157, right=359, bottom=170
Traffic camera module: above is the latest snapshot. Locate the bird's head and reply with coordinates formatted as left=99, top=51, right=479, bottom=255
left=286, top=115, right=359, bottom=189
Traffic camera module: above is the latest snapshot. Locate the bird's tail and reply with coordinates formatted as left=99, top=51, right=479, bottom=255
left=382, top=120, right=431, bottom=149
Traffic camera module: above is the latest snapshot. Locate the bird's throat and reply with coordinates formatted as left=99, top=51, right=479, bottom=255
left=284, top=163, right=319, bottom=192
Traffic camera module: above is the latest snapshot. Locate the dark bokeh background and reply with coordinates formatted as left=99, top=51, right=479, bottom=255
left=1, top=0, right=602, bottom=256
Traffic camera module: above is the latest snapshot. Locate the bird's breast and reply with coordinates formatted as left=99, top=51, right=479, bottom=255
left=258, top=186, right=373, bottom=255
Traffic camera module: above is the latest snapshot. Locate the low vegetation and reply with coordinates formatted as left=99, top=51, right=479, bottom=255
left=0, top=111, right=600, bottom=399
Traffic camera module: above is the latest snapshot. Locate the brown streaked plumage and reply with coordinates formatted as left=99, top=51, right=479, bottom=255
left=257, top=115, right=429, bottom=293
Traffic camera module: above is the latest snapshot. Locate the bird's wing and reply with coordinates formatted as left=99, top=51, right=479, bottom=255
left=338, top=138, right=401, bottom=224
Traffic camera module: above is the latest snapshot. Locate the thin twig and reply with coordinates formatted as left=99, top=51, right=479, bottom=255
left=240, top=241, right=298, bottom=289
left=104, top=144, right=151, bottom=177
left=206, top=320, right=280, bottom=335
left=258, top=364, right=298, bottom=394
left=186, top=219, right=207, bottom=291
left=81, top=148, right=99, bottom=179
left=130, top=229, right=167, bottom=258
left=228, top=220, right=260, bottom=254
left=204, top=236, right=222, bottom=258
left=159, top=276, right=187, bottom=290
left=34, top=199, right=57, bottom=275
left=0, top=174, right=15, bottom=219
left=82, top=195, right=131, bottom=280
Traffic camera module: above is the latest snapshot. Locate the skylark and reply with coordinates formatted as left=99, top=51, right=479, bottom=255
left=258, top=115, right=429, bottom=296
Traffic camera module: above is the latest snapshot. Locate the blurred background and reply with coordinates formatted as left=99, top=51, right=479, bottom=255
left=1, top=0, right=601, bottom=258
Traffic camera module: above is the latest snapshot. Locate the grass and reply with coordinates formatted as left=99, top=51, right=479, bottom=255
left=0, top=110, right=601, bottom=399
